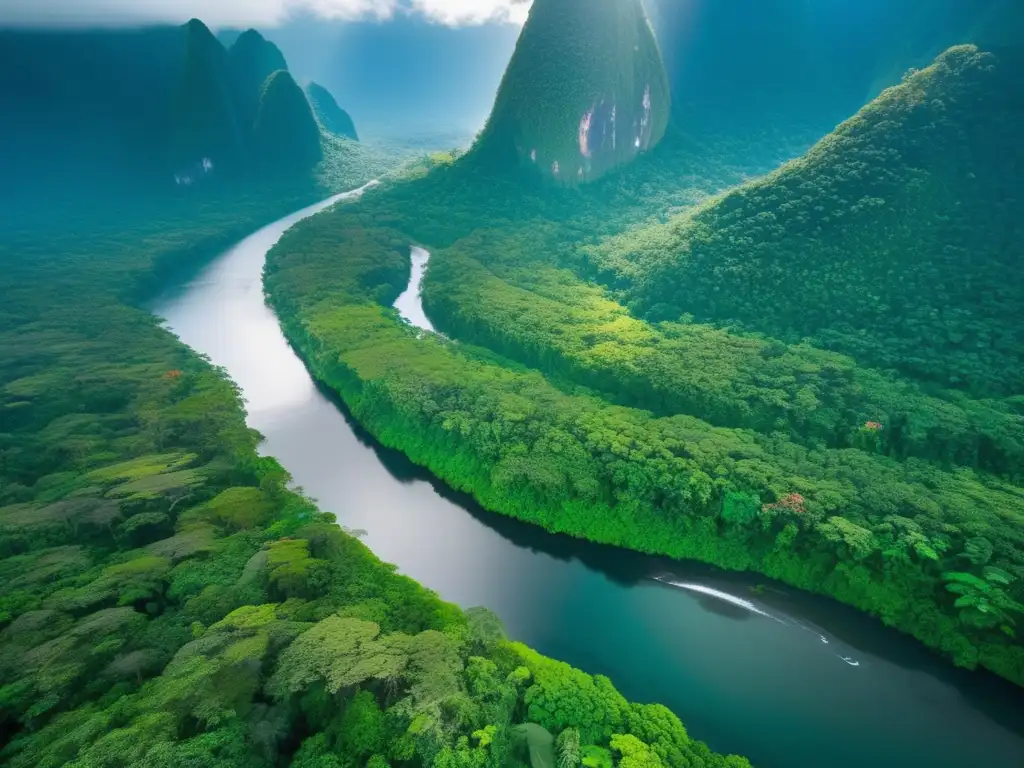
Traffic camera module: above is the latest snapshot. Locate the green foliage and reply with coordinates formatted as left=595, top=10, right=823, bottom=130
left=475, top=0, right=670, bottom=184
left=268, top=616, right=396, bottom=697
left=227, top=29, right=289, bottom=130
left=615, top=46, right=1024, bottom=402
left=466, top=606, right=507, bottom=653
left=199, top=486, right=274, bottom=530
left=556, top=727, right=581, bottom=768
left=337, top=690, right=386, bottom=759
left=0, top=92, right=416, bottom=767
left=263, top=43, right=1024, bottom=690
left=511, top=644, right=628, bottom=745
left=265, top=538, right=326, bottom=598
left=581, top=745, right=612, bottom=768
left=87, top=453, right=198, bottom=484
left=944, top=568, right=1024, bottom=634
left=721, top=492, right=760, bottom=526
left=253, top=70, right=324, bottom=174
left=306, top=82, right=359, bottom=142
left=610, top=734, right=662, bottom=768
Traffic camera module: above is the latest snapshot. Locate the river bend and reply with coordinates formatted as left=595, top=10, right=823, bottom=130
left=152, top=191, right=1024, bottom=768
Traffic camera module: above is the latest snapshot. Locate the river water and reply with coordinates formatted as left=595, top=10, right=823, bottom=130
left=152, top=190, right=1024, bottom=768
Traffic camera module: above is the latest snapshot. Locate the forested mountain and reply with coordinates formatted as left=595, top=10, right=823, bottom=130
left=264, top=34, right=1024, bottom=692
left=4, top=0, right=1024, bottom=764
left=253, top=71, right=325, bottom=172
left=608, top=45, right=1024, bottom=399
left=171, top=19, right=248, bottom=172
left=307, top=82, right=359, bottom=141
left=0, top=20, right=356, bottom=197
left=474, top=0, right=670, bottom=184
left=227, top=29, right=289, bottom=130
left=0, top=10, right=759, bottom=768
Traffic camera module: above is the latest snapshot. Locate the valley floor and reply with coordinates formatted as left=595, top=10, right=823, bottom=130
left=0, top=165, right=749, bottom=767
left=264, top=123, right=1024, bottom=691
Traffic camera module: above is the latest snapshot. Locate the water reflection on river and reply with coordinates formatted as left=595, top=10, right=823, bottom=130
left=152, top=193, right=1024, bottom=768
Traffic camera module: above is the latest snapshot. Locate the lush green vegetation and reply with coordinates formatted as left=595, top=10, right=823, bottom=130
left=227, top=29, right=290, bottom=130
left=474, top=0, right=670, bottom=184
left=308, top=82, right=360, bottom=142
left=253, top=71, right=325, bottom=173
left=0, top=132, right=750, bottom=768
left=264, top=45, right=1024, bottom=690
left=608, top=46, right=1024, bottom=399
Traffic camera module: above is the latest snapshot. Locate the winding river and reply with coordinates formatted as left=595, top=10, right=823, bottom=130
left=152, top=190, right=1024, bottom=768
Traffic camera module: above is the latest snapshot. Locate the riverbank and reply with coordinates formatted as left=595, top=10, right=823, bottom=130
left=0, top=181, right=751, bottom=767
left=165, top=185, right=1024, bottom=768
left=263, top=156, right=1024, bottom=692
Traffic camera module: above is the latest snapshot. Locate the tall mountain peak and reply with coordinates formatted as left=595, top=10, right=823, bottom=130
left=476, top=0, right=670, bottom=185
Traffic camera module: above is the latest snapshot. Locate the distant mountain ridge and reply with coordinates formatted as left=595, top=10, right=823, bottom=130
left=254, top=71, right=324, bottom=171
left=0, top=20, right=357, bottom=193
left=306, top=82, right=359, bottom=141
left=227, top=29, right=289, bottom=130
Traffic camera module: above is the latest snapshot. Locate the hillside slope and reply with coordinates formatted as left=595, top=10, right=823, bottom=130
left=252, top=70, right=324, bottom=172
left=227, top=29, right=289, bottom=129
left=306, top=81, right=359, bottom=141
left=474, top=0, right=670, bottom=184
left=606, top=45, right=1023, bottom=398
left=171, top=19, right=248, bottom=172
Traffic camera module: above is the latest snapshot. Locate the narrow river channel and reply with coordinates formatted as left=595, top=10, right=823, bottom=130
left=151, top=190, right=1024, bottom=768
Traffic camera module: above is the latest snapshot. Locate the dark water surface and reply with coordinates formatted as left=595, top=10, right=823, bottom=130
left=152, top=192, right=1024, bottom=768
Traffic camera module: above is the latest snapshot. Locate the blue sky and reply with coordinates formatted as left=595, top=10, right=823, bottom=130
left=261, top=14, right=521, bottom=138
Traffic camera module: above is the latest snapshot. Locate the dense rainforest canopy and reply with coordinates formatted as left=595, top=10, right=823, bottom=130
left=3, top=0, right=1024, bottom=765
left=0, top=127, right=751, bottom=768
left=611, top=45, right=1024, bottom=400
left=264, top=42, right=1024, bottom=692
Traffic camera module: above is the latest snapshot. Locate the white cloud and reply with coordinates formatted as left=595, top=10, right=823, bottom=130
left=0, top=0, right=533, bottom=28
left=409, top=0, right=531, bottom=26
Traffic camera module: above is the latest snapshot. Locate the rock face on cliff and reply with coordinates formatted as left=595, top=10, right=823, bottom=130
left=253, top=70, right=324, bottom=172
left=476, top=0, right=670, bottom=185
left=306, top=82, right=359, bottom=141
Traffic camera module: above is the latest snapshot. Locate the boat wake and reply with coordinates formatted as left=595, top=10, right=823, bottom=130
left=653, top=574, right=862, bottom=668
